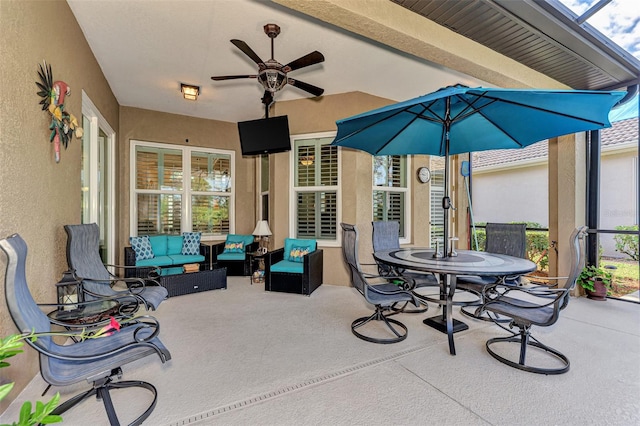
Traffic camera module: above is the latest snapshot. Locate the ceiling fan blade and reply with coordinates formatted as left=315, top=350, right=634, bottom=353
left=287, top=78, right=324, bottom=97
left=211, top=75, right=257, bottom=81
left=230, top=39, right=264, bottom=65
left=284, top=51, right=325, bottom=72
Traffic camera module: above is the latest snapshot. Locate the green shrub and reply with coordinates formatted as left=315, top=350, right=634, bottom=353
left=613, top=225, right=639, bottom=261
left=471, top=222, right=549, bottom=271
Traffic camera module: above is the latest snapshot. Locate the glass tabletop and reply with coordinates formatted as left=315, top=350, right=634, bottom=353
left=48, top=300, right=120, bottom=325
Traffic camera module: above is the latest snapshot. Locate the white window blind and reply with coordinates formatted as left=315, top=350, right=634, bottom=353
left=430, top=156, right=445, bottom=246
left=132, top=142, right=234, bottom=238
left=373, top=155, right=408, bottom=237
left=293, top=136, right=339, bottom=240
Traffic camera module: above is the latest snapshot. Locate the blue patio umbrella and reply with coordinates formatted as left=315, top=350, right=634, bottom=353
left=331, top=84, right=625, bottom=256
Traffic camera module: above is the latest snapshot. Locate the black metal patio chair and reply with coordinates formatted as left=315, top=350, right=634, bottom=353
left=65, top=223, right=168, bottom=311
left=341, top=223, right=419, bottom=344
left=479, top=226, right=587, bottom=374
left=1, top=233, right=171, bottom=425
left=457, top=222, right=528, bottom=321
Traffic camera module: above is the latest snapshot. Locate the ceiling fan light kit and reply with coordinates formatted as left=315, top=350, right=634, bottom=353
left=211, top=23, right=325, bottom=108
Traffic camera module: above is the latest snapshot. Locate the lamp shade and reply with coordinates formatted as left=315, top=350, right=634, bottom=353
left=252, top=220, right=272, bottom=237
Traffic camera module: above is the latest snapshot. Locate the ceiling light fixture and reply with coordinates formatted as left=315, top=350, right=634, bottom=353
left=181, top=83, right=200, bottom=101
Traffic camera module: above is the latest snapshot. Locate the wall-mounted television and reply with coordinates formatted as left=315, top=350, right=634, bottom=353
left=237, top=115, right=291, bottom=156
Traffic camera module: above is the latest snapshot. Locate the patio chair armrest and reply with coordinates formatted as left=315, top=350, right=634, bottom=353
left=483, top=283, right=567, bottom=309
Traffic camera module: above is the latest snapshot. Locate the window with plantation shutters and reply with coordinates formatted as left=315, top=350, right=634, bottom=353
left=293, top=135, right=339, bottom=241
left=131, top=141, right=234, bottom=238
left=372, top=155, right=408, bottom=238
left=429, top=156, right=445, bottom=247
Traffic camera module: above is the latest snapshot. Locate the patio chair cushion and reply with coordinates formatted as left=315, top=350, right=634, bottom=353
left=224, top=240, right=245, bottom=253
left=222, top=234, right=254, bottom=254
left=270, top=259, right=304, bottom=274
left=130, top=236, right=154, bottom=260
left=283, top=238, right=316, bottom=262
left=217, top=252, right=246, bottom=261
left=289, top=245, right=311, bottom=262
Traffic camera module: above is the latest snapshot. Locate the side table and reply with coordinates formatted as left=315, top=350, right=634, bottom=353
left=248, top=251, right=266, bottom=284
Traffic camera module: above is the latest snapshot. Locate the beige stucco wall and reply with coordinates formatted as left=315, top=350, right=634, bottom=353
left=473, top=163, right=549, bottom=227
left=0, top=0, right=118, bottom=411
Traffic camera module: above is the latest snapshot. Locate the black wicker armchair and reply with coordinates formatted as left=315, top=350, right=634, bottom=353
left=264, top=238, right=323, bottom=295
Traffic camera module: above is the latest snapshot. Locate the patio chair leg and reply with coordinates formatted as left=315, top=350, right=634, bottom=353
left=485, top=325, right=570, bottom=375
left=351, top=307, right=408, bottom=344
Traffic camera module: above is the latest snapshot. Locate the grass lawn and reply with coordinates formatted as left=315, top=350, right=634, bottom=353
left=601, top=258, right=639, bottom=298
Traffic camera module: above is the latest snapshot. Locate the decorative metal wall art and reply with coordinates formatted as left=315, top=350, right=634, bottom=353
left=36, top=61, right=83, bottom=162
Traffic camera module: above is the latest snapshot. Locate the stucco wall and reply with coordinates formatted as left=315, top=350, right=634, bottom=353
left=472, top=164, right=549, bottom=226
left=0, top=0, right=118, bottom=411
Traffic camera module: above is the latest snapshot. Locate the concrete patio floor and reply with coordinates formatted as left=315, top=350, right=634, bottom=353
left=1, top=276, right=639, bottom=425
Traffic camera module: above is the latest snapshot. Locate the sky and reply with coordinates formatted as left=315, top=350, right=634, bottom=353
left=559, top=0, right=640, bottom=60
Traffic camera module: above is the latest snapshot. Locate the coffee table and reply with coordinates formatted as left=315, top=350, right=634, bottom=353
left=156, top=267, right=227, bottom=297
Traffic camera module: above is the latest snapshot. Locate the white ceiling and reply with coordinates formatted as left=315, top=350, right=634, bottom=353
left=67, top=0, right=485, bottom=123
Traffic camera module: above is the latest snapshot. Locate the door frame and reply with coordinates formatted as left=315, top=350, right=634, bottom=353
left=82, top=90, right=116, bottom=264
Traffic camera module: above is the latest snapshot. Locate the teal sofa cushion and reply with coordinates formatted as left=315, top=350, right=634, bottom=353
left=148, top=235, right=168, bottom=256
left=217, top=252, right=246, bottom=261
left=283, top=238, right=316, bottom=262
left=167, top=235, right=184, bottom=255
left=271, top=260, right=304, bottom=274
left=130, top=236, right=154, bottom=260
left=161, top=266, right=184, bottom=276
left=169, top=254, right=205, bottom=265
left=136, top=255, right=172, bottom=267
left=181, top=232, right=202, bottom=255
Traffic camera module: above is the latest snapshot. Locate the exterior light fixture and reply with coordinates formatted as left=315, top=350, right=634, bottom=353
left=181, top=83, right=200, bottom=101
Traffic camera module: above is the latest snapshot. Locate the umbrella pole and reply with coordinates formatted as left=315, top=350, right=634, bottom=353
left=442, top=146, right=450, bottom=258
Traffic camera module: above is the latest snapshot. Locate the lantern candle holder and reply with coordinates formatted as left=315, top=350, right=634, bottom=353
left=56, top=270, right=82, bottom=311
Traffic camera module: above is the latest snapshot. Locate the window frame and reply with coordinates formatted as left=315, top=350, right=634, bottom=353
left=289, top=131, right=342, bottom=247
left=372, top=155, right=411, bottom=245
left=130, top=140, right=235, bottom=241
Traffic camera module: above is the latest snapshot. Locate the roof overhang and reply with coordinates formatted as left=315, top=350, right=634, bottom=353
left=391, top=0, right=639, bottom=91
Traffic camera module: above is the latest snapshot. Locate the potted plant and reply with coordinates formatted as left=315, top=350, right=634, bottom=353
left=577, top=264, right=613, bottom=301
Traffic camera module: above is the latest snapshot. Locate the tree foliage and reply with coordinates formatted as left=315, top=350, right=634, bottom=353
left=613, top=225, right=639, bottom=261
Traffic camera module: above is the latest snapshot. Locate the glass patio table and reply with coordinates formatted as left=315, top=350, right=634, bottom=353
left=373, top=248, right=537, bottom=355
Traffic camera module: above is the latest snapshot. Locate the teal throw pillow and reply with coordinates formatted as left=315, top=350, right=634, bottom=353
left=130, top=236, right=154, bottom=261
left=224, top=240, right=244, bottom=253
left=181, top=232, right=201, bottom=255
left=289, top=245, right=310, bottom=263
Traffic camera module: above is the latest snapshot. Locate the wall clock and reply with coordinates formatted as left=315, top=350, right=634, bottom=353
left=417, top=167, right=431, bottom=183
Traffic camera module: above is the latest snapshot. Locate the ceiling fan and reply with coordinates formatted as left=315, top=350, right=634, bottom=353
left=211, top=23, right=325, bottom=109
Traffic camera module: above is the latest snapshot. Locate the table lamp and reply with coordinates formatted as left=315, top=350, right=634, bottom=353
left=252, top=220, right=272, bottom=254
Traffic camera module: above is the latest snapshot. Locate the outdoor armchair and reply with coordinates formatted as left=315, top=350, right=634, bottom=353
left=264, top=237, right=323, bottom=295
left=341, top=223, right=419, bottom=344
left=211, top=234, right=259, bottom=276
left=479, top=226, right=586, bottom=374
left=65, top=223, right=168, bottom=311
left=1, top=233, right=171, bottom=425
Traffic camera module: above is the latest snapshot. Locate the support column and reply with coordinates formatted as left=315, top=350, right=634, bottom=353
left=548, top=133, right=587, bottom=293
